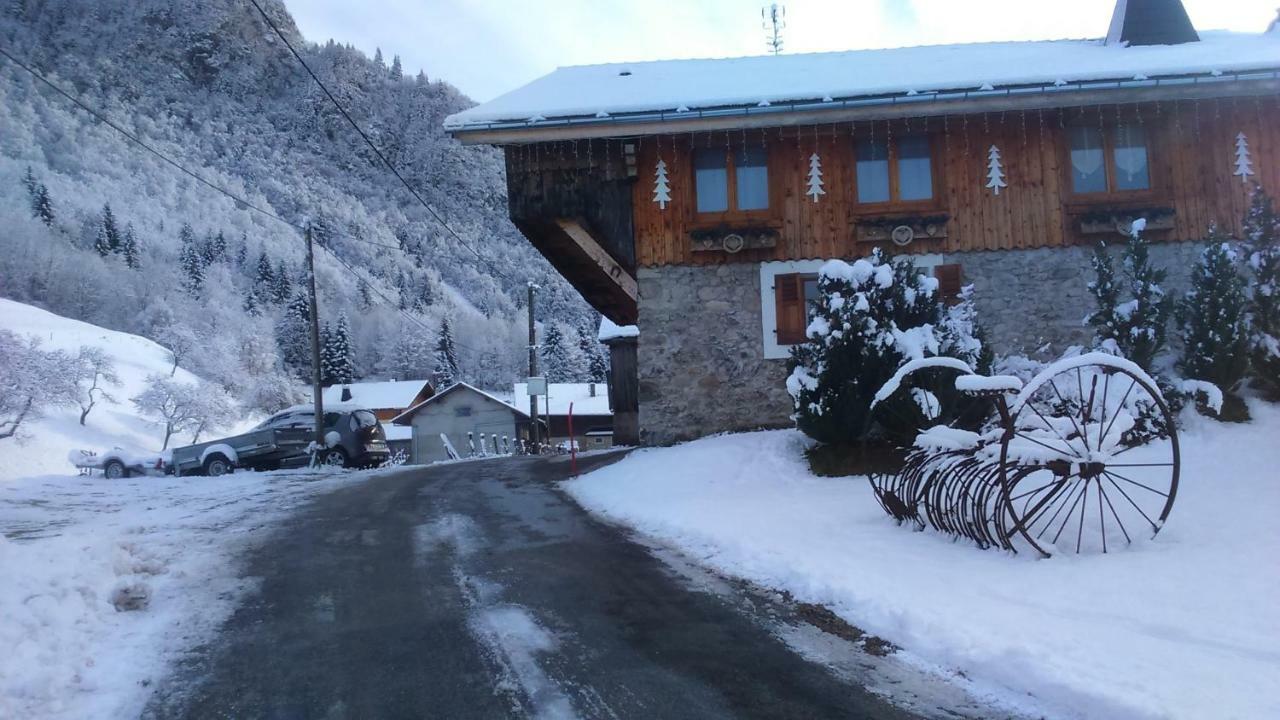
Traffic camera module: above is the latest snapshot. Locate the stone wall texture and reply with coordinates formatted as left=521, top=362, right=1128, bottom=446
left=637, top=263, right=792, bottom=446
left=635, top=240, right=1207, bottom=445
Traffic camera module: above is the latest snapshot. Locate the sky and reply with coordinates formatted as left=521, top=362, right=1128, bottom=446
left=286, top=0, right=1278, bottom=103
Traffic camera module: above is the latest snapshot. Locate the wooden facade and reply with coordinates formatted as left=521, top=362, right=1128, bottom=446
left=610, top=99, right=1280, bottom=268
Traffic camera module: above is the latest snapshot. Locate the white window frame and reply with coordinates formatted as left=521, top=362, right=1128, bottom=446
left=759, top=254, right=943, bottom=360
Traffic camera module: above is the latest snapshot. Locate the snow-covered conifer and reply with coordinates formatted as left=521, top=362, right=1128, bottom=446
left=178, top=223, right=204, bottom=295
left=321, top=313, right=355, bottom=385
left=390, top=55, right=403, bottom=81
left=1177, top=237, right=1249, bottom=417
left=272, top=261, right=293, bottom=304
left=277, top=292, right=313, bottom=378
left=204, top=230, right=227, bottom=265
left=432, top=317, right=460, bottom=387
left=1244, top=189, right=1280, bottom=395
left=95, top=204, right=121, bottom=257
left=243, top=288, right=261, bottom=317
left=121, top=223, right=140, bottom=269
left=254, top=252, right=275, bottom=298
left=540, top=321, right=587, bottom=382
left=32, top=184, right=54, bottom=226
left=1085, top=225, right=1169, bottom=373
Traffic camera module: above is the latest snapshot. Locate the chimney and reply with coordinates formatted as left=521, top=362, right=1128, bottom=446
left=341, top=386, right=353, bottom=402
left=1106, top=0, right=1200, bottom=46
left=589, top=383, right=597, bottom=397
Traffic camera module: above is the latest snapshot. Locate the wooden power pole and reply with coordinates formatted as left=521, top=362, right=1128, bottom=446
left=527, top=282, right=539, bottom=453
left=305, top=226, right=325, bottom=462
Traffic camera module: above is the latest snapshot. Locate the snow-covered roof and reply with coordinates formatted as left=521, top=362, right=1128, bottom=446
left=598, top=317, right=639, bottom=342
left=321, top=380, right=433, bottom=411
left=446, top=31, right=1278, bottom=130
left=392, top=382, right=532, bottom=425
left=512, top=383, right=612, bottom=417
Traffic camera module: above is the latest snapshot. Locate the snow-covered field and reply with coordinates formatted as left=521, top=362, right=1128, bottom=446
left=564, top=407, right=1280, bottom=720
left=0, top=298, right=253, bottom=480
left=0, top=467, right=376, bottom=720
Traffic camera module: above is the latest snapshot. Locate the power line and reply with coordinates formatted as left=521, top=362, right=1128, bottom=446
left=0, top=42, right=494, bottom=354
left=246, top=0, right=513, bottom=284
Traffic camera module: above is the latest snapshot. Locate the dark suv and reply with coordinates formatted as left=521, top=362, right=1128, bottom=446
left=256, top=405, right=390, bottom=468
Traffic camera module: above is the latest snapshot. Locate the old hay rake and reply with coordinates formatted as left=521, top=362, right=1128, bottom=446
left=863, top=353, right=1180, bottom=557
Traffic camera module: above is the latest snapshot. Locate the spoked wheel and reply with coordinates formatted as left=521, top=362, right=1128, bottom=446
left=862, top=365, right=990, bottom=527
left=999, top=363, right=1180, bottom=557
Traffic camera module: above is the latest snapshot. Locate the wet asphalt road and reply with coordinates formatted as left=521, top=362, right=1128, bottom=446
left=143, top=453, right=1001, bottom=720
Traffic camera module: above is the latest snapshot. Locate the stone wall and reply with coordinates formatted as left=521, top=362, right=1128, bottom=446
left=953, top=240, right=1206, bottom=356
left=637, top=263, right=792, bottom=446
left=635, top=240, right=1207, bottom=446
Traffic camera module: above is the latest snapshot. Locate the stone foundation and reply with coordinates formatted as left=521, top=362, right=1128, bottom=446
left=635, top=241, right=1207, bottom=446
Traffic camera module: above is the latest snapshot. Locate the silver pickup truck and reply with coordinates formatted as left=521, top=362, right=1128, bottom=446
left=169, top=426, right=312, bottom=476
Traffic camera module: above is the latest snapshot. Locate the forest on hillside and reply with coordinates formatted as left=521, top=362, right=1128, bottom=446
left=0, top=0, right=604, bottom=413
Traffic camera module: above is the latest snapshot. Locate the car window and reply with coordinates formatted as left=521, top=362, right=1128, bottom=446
left=323, top=412, right=341, bottom=428
left=352, top=410, right=377, bottom=430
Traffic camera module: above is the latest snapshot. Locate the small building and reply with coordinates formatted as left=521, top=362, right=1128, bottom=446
left=322, top=380, right=435, bottom=423
left=447, top=0, right=1280, bottom=445
left=584, top=429, right=614, bottom=450
left=511, top=382, right=613, bottom=447
left=391, top=382, right=540, bottom=464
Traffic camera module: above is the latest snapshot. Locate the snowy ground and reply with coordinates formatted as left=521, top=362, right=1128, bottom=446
left=0, top=466, right=381, bottom=720
left=564, top=406, right=1280, bottom=720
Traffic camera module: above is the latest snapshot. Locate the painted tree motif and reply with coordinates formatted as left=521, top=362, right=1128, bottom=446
left=1233, top=132, right=1255, bottom=185
left=985, top=145, right=1008, bottom=196
left=652, top=159, right=671, bottom=209
left=806, top=152, right=826, bottom=202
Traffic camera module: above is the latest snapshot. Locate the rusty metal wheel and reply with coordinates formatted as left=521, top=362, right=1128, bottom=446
left=999, top=360, right=1180, bottom=557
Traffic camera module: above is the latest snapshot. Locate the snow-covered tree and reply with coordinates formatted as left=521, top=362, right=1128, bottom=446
left=157, top=324, right=198, bottom=377
left=178, top=223, right=204, bottom=295
left=131, top=375, right=205, bottom=450
left=652, top=159, right=671, bottom=209
left=1177, top=238, right=1250, bottom=417
left=31, top=183, right=54, bottom=226
left=253, top=252, right=275, bottom=299
left=0, top=330, right=79, bottom=441
left=787, top=252, right=989, bottom=446
left=73, top=345, right=121, bottom=426
left=185, top=385, right=237, bottom=444
left=204, top=230, right=227, bottom=265
left=243, top=287, right=261, bottom=316
left=377, top=331, right=433, bottom=381
left=985, top=145, right=1007, bottom=195
left=432, top=317, right=459, bottom=387
left=94, top=204, right=121, bottom=256
left=806, top=152, right=826, bottom=202
left=321, top=313, right=355, bottom=385
left=272, top=261, right=293, bottom=304
left=277, top=291, right=313, bottom=378
left=390, top=54, right=403, bottom=81
left=576, top=318, right=608, bottom=382
left=541, top=321, right=587, bottom=382
left=121, top=223, right=140, bottom=269
left=1244, top=189, right=1280, bottom=396
left=1233, top=132, right=1255, bottom=185
left=1085, top=225, right=1169, bottom=373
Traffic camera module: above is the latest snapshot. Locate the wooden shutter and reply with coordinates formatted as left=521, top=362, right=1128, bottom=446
left=774, top=274, right=806, bottom=345
left=934, top=264, right=963, bottom=305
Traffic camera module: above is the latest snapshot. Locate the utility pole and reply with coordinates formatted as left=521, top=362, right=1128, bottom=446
left=527, top=281, right=540, bottom=453
left=305, top=225, right=325, bottom=464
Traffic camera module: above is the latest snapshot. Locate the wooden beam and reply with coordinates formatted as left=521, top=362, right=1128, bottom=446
left=451, top=78, right=1279, bottom=145
left=554, top=218, right=638, bottom=302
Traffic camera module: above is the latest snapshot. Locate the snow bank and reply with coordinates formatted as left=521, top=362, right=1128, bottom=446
left=0, top=467, right=373, bottom=720
left=0, top=300, right=252, bottom=481
left=564, top=408, right=1280, bottom=720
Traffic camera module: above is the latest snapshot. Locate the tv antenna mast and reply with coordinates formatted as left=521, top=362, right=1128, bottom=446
left=762, top=4, right=786, bottom=55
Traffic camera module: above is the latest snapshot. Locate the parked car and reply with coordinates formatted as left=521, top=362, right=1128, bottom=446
left=252, top=404, right=390, bottom=469
left=169, top=424, right=312, bottom=476
left=69, top=448, right=169, bottom=479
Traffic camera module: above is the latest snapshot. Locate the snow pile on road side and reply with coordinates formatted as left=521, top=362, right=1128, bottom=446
left=0, top=467, right=373, bottom=720
left=563, top=408, right=1280, bottom=720
left=0, top=299, right=243, bottom=481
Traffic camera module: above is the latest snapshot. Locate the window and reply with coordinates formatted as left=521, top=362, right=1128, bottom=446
left=1069, top=125, right=1150, bottom=194
left=454, top=406, right=473, bottom=418
left=933, top=264, right=964, bottom=305
left=773, top=273, right=822, bottom=345
left=693, top=147, right=771, bottom=216
left=855, top=134, right=935, bottom=205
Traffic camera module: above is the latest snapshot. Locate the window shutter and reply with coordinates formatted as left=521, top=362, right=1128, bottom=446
left=774, top=274, right=805, bottom=345
left=933, top=264, right=963, bottom=305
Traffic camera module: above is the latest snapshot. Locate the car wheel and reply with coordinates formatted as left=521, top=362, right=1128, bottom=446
left=103, top=460, right=129, bottom=479
left=321, top=448, right=348, bottom=468
left=204, top=455, right=233, bottom=477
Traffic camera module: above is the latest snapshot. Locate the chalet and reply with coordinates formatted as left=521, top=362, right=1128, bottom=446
left=446, top=0, right=1280, bottom=445
left=511, top=381, right=613, bottom=447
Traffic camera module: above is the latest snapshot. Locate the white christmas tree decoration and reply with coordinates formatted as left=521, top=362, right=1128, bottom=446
left=985, top=145, right=1008, bottom=196
left=1233, top=132, right=1255, bottom=185
left=806, top=152, right=826, bottom=202
left=652, top=159, right=671, bottom=209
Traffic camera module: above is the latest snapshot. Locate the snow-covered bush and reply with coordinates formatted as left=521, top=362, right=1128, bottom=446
left=0, top=330, right=80, bottom=441
left=1178, top=238, right=1250, bottom=419
left=786, top=252, right=990, bottom=446
left=1085, top=223, right=1170, bottom=373
left=1244, top=189, right=1280, bottom=397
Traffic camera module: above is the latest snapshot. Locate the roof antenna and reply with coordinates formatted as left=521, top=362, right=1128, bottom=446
left=762, top=3, right=786, bottom=55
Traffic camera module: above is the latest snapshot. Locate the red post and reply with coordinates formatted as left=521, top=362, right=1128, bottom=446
left=567, top=401, right=576, bottom=475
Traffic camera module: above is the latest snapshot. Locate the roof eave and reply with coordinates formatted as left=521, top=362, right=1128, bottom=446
left=447, top=70, right=1280, bottom=145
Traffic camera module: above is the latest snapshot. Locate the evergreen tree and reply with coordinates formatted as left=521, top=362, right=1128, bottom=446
left=1177, top=238, right=1250, bottom=418
left=540, top=321, right=586, bottom=382
left=373, top=47, right=385, bottom=69
left=273, top=261, right=293, bottom=304
left=234, top=234, right=249, bottom=267
left=358, top=281, right=374, bottom=311
left=1085, top=226, right=1170, bottom=372
left=204, top=230, right=227, bottom=265
left=93, top=221, right=113, bottom=257
left=416, top=69, right=428, bottom=85
left=178, top=223, right=204, bottom=294
left=95, top=204, right=121, bottom=257
left=322, top=313, right=355, bottom=385
left=432, top=317, right=459, bottom=388
left=254, top=252, right=275, bottom=300
left=121, top=223, right=140, bottom=269
left=390, top=54, right=403, bottom=81
left=414, top=277, right=435, bottom=311
left=377, top=331, right=432, bottom=380
left=277, top=292, right=312, bottom=378
left=21, top=166, right=36, bottom=198
left=576, top=318, right=607, bottom=382
left=243, top=287, right=261, bottom=317
left=1244, top=189, right=1280, bottom=396
left=32, top=184, right=54, bottom=226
